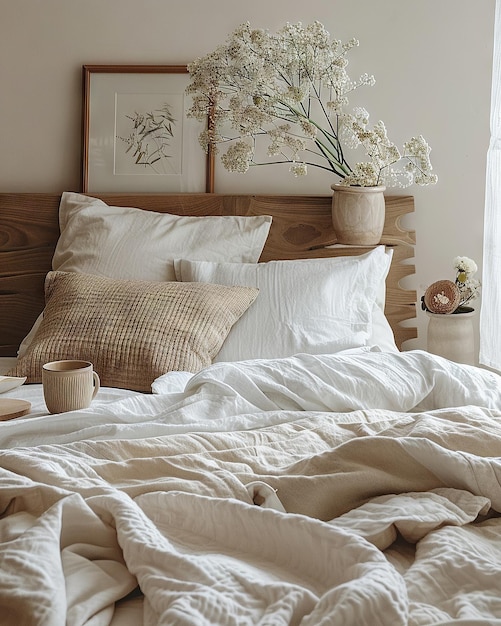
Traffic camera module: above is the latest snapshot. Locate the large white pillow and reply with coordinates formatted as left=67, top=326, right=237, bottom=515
left=53, top=192, right=273, bottom=280
left=174, top=246, right=394, bottom=362
left=371, top=306, right=398, bottom=353
left=18, top=192, right=272, bottom=358
left=371, top=249, right=399, bottom=353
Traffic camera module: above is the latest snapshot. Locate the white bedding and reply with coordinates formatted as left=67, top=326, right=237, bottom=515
left=2, top=349, right=501, bottom=625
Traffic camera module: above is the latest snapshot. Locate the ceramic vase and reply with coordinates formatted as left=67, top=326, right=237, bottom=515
left=426, top=308, right=475, bottom=365
left=331, top=184, right=386, bottom=245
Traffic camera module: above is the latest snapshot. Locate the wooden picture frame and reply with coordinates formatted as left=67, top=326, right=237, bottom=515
left=82, top=65, right=214, bottom=193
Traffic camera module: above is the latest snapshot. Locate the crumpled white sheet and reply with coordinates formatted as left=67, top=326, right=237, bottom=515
left=1, top=349, right=501, bottom=448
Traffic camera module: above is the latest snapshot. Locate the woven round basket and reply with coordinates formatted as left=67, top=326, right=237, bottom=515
left=423, top=280, right=461, bottom=314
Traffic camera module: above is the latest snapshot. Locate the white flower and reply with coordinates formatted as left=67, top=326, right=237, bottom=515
left=220, top=141, right=253, bottom=173
left=457, top=276, right=481, bottom=307
left=290, top=162, right=308, bottom=176
left=452, top=256, right=481, bottom=308
left=454, top=256, right=478, bottom=276
left=341, top=162, right=380, bottom=187
left=187, top=21, right=437, bottom=188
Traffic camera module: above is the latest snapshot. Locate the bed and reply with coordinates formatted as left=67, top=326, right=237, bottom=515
left=2, top=191, right=501, bottom=625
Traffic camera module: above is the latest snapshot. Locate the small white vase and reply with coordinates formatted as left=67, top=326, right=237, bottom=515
left=331, top=184, right=386, bottom=245
left=426, top=309, right=476, bottom=365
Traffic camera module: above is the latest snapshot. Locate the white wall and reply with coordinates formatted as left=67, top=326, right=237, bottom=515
left=1, top=0, right=495, bottom=353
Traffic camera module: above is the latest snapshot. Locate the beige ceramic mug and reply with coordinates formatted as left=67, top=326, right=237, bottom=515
left=42, top=360, right=100, bottom=414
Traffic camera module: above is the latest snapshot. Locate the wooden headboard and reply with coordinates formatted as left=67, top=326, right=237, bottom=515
left=0, top=192, right=416, bottom=356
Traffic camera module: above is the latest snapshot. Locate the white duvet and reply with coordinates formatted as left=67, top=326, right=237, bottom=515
left=2, top=349, right=501, bottom=625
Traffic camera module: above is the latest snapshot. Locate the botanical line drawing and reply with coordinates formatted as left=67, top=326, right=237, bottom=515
left=117, top=103, right=177, bottom=172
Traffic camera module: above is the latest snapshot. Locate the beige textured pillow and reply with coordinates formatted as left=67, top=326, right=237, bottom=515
left=8, top=271, right=259, bottom=392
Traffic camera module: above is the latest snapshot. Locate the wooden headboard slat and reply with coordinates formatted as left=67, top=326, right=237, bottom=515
left=381, top=196, right=416, bottom=246
left=0, top=192, right=417, bottom=356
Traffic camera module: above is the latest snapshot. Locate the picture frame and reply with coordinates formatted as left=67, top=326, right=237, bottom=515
left=82, top=65, right=214, bottom=193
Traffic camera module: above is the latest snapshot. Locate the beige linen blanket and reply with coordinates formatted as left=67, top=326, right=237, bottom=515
left=2, top=404, right=501, bottom=625
left=2, top=350, right=501, bottom=624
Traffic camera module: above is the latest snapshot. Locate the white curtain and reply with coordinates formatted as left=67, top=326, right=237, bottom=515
left=480, top=0, right=501, bottom=371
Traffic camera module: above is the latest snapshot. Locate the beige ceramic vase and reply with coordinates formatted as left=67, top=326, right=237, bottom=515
left=426, top=309, right=476, bottom=365
left=331, top=184, right=386, bottom=245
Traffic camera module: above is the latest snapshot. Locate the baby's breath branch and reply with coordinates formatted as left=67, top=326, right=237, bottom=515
left=186, top=20, right=437, bottom=188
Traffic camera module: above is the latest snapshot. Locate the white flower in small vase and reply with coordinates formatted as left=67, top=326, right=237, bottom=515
left=423, top=256, right=481, bottom=365
left=422, top=256, right=482, bottom=315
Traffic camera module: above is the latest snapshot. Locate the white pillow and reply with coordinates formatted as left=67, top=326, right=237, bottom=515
left=371, top=248, right=399, bottom=352
left=53, top=192, right=273, bottom=280
left=18, top=192, right=272, bottom=358
left=371, top=306, right=399, bottom=352
left=174, top=246, right=393, bottom=362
